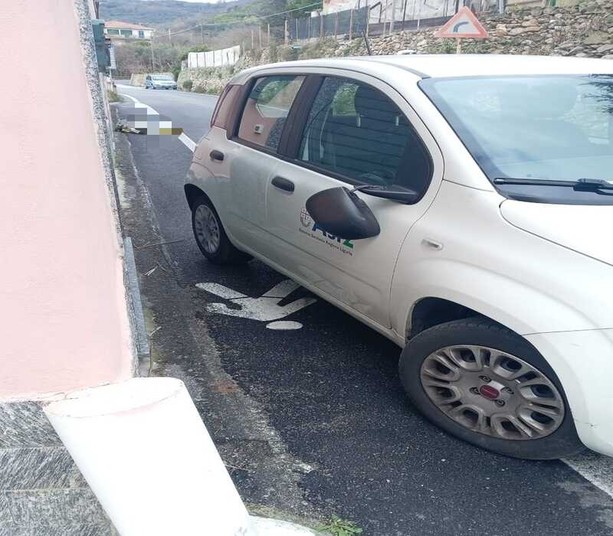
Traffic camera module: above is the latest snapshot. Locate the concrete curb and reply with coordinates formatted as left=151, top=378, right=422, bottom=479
left=123, top=236, right=151, bottom=376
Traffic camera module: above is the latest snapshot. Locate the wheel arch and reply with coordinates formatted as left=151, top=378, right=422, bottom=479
left=184, top=184, right=208, bottom=210
left=407, top=297, right=484, bottom=339
left=395, top=258, right=595, bottom=344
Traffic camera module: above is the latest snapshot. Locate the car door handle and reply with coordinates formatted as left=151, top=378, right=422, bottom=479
left=271, top=176, right=295, bottom=193
left=210, top=150, right=224, bottom=162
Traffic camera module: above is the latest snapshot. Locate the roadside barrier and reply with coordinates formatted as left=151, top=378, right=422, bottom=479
left=45, top=378, right=252, bottom=535
left=44, top=377, right=317, bottom=535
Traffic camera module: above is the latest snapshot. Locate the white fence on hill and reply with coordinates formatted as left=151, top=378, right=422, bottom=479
left=187, top=45, right=241, bottom=69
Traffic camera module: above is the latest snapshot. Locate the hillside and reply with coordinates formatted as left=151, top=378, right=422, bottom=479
left=99, top=0, right=320, bottom=30
left=98, top=0, right=246, bottom=26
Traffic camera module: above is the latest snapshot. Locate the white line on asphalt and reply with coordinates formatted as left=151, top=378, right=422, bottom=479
left=266, top=321, right=304, bottom=331
left=117, top=92, right=197, bottom=153
left=178, top=132, right=197, bottom=152
left=196, top=283, right=246, bottom=300
left=563, top=453, right=613, bottom=500
left=196, top=280, right=317, bottom=324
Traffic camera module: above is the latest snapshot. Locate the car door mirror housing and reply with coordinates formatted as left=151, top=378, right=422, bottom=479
left=306, top=187, right=381, bottom=240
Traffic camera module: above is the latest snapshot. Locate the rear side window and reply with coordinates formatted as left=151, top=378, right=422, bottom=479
left=237, top=75, right=305, bottom=152
left=211, top=84, right=240, bottom=130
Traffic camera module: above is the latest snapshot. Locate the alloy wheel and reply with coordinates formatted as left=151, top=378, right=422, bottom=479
left=194, top=204, right=221, bottom=254
left=420, top=345, right=565, bottom=440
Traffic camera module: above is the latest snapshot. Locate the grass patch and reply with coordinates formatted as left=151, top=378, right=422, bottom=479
left=319, top=516, right=363, bottom=536
left=107, top=90, right=122, bottom=103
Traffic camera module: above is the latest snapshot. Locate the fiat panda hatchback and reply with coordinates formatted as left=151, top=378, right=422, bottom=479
left=184, top=55, right=613, bottom=460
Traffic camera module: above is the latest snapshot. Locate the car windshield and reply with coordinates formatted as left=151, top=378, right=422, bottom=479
left=151, top=75, right=173, bottom=81
left=420, top=75, right=613, bottom=186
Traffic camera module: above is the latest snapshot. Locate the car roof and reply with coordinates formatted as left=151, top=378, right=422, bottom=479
left=231, top=54, right=613, bottom=83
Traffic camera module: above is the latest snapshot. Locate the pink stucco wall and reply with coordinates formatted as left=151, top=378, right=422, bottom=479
left=0, top=1, right=133, bottom=399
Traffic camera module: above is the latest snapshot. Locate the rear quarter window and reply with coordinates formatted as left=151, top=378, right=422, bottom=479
left=237, top=75, right=305, bottom=152
left=211, top=84, right=240, bottom=130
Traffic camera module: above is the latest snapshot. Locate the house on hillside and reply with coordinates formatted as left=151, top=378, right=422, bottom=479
left=104, top=20, right=153, bottom=40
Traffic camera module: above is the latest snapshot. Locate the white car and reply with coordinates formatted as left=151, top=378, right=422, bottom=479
left=184, top=55, right=613, bottom=460
left=145, top=74, right=177, bottom=90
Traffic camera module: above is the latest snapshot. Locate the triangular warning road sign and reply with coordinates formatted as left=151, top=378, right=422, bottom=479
left=435, top=7, right=489, bottom=39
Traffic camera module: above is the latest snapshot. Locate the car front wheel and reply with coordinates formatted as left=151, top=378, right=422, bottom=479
left=398, top=318, right=583, bottom=460
left=191, top=196, right=251, bottom=265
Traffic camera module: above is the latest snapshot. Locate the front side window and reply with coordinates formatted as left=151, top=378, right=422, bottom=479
left=420, top=75, right=613, bottom=203
left=237, top=75, right=305, bottom=152
left=298, top=77, right=432, bottom=195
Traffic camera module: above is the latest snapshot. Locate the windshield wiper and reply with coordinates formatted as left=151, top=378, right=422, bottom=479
left=494, top=177, right=613, bottom=192
left=573, top=178, right=613, bottom=192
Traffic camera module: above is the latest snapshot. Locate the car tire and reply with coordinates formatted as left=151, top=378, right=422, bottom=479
left=398, top=317, right=584, bottom=460
left=191, top=196, right=251, bottom=265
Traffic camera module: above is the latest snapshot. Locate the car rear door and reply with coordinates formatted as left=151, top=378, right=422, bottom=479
left=220, top=74, right=307, bottom=257
left=264, top=72, right=443, bottom=330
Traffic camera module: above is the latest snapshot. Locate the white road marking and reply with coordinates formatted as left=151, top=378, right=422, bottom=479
left=116, top=91, right=197, bottom=153
left=266, top=321, right=304, bottom=331
left=178, top=132, right=197, bottom=152
left=563, top=453, right=613, bottom=500
left=196, top=282, right=246, bottom=300
left=262, top=279, right=301, bottom=298
left=196, top=280, right=316, bottom=324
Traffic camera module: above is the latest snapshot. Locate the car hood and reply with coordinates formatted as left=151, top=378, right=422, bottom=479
left=500, top=200, right=613, bottom=266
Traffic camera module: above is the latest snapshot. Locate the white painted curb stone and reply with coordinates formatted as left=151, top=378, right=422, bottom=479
left=44, top=378, right=251, bottom=536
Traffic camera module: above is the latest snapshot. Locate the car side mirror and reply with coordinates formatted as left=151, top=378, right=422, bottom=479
left=306, top=187, right=380, bottom=240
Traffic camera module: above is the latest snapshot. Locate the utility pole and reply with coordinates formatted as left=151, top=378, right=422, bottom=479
left=284, top=19, right=289, bottom=44
left=200, top=24, right=204, bottom=44
left=267, top=23, right=271, bottom=46
left=150, top=35, right=155, bottom=71
left=319, top=11, right=324, bottom=39
left=384, top=0, right=390, bottom=34
left=168, top=28, right=171, bottom=45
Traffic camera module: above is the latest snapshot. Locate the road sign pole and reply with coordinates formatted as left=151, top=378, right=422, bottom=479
left=456, top=38, right=461, bottom=54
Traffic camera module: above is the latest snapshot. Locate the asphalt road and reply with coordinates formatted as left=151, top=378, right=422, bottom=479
left=115, top=84, right=613, bottom=536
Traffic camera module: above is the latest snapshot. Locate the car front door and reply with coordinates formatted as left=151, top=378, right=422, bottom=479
left=264, top=74, right=443, bottom=331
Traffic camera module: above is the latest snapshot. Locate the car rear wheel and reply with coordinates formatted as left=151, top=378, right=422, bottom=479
left=398, top=318, right=583, bottom=460
left=191, top=196, right=251, bottom=265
